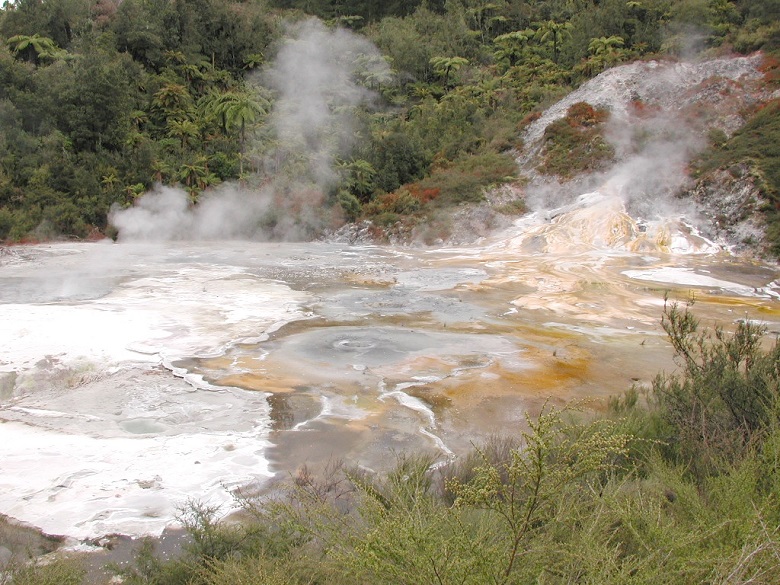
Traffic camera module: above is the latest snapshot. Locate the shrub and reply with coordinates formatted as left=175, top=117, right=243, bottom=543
left=539, top=102, right=614, bottom=177
left=1, top=559, right=85, bottom=585
left=652, top=297, right=780, bottom=479
left=361, top=151, right=517, bottom=226
left=414, top=152, right=517, bottom=206
left=362, top=189, right=421, bottom=218
left=0, top=207, right=14, bottom=240
left=336, top=189, right=361, bottom=222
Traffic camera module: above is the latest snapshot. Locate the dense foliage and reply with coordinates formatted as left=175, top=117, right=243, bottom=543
left=9, top=303, right=780, bottom=584
left=0, top=0, right=777, bottom=242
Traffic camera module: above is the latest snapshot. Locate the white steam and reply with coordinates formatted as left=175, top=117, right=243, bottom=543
left=111, top=18, right=391, bottom=242
left=264, top=18, right=388, bottom=187
left=599, top=105, right=704, bottom=220
left=110, top=185, right=280, bottom=241
left=520, top=54, right=765, bottom=220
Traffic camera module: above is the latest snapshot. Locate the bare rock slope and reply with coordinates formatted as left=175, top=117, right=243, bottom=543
left=510, top=53, right=778, bottom=254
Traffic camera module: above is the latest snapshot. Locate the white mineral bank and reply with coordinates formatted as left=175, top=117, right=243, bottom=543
left=0, top=242, right=311, bottom=539
left=622, top=266, right=779, bottom=298
left=0, top=421, right=272, bottom=538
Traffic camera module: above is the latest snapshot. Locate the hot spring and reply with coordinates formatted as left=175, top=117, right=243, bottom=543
left=1, top=194, right=778, bottom=539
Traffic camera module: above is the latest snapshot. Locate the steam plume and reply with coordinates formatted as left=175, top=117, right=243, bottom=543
left=111, top=18, right=390, bottom=242
left=520, top=55, right=764, bottom=220
left=264, top=18, right=388, bottom=187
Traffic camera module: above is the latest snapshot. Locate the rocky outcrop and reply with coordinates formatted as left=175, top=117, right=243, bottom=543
left=520, top=53, right=770, bottom=162
left=509, top=53, right=777, bottom=255
left=687, top=163, right=767, bottom=253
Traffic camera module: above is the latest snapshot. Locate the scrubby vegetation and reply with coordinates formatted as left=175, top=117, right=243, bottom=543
left=0, top=0, right=778, bottom=243
left=692, top=98, right=780, bottom=254
left=538, top=101, right=614, bottom=177
left=8, top=301, right=780, bottom=584
left=0, top=558, right=85, bottom=585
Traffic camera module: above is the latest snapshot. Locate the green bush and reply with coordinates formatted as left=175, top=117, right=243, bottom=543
left=2, top=559, right=85, bottom=585
left=111, top=359, right=780, bottom=584
left=417, top=152, right=518, bottom=206
left=336, top=189, right=362, bottom=222
left=652, top=297, right=780, bottom=479
left=0, top=207, right=14, bottom=239
left=539, top=101, right=615, bottom=177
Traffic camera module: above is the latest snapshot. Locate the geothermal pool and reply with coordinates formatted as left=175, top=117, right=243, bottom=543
left=1, top=193, right=779, bottom=539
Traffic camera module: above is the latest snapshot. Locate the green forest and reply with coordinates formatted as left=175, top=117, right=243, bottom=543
left=0, top=0, right=777, bottom=243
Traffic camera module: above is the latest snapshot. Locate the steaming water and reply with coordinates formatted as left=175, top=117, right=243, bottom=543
left=1, top=193, right=779, bottom=540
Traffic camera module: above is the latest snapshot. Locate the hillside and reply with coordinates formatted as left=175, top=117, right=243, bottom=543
left=458, top=52, right=780, bottom=254
left=0, top=0, right=778, bottom=254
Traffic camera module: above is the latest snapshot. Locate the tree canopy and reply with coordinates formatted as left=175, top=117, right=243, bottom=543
left=0, top=0, right=776, bottom=242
